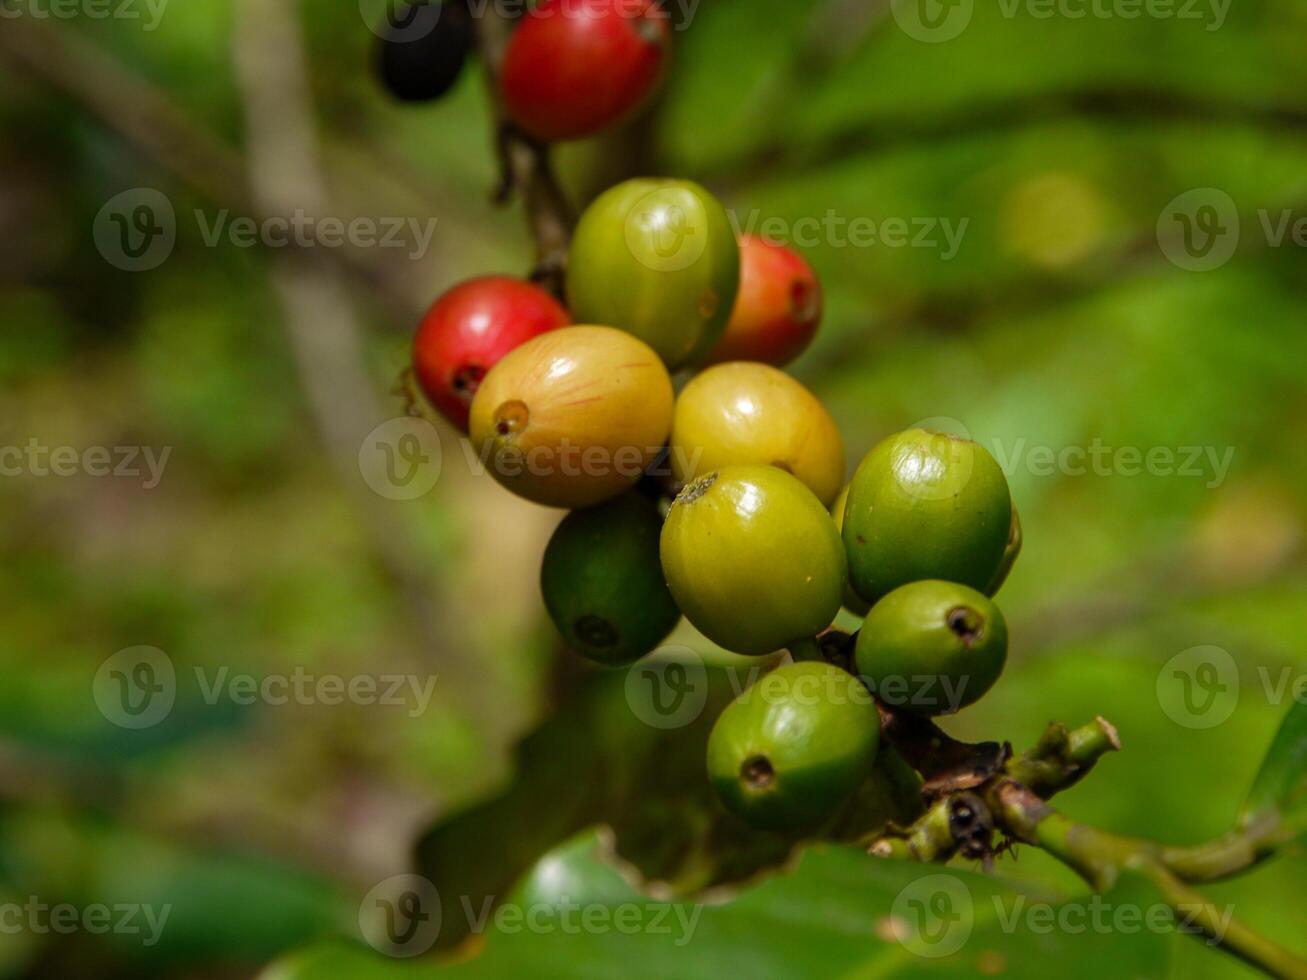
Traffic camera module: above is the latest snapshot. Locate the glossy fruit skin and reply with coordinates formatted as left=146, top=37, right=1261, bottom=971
left=855, top=580, right=1007, bottom=715
left=468, top=325, right=673, bottom=508
left=567, top=178, right=740, bottom=369
left=843, top=428, right=1011, bottom=605
left=500, top=0, right=670, bottom=142
left=704, top=236, right=823, bottom=366
left=540, top=493, right=680, bottom=665
left=412, top=276, right=568, bottom=432
left=830, top=485, right=871, bottom=616
left=986, top=503, right=1023, bottom=596
left=670, top=362, right=844, bottom=507
left=707, top=661, right=880, bottom=831
left=376, top=1, right=472, bottom=103
left=660, top=465, right=846, bottom=655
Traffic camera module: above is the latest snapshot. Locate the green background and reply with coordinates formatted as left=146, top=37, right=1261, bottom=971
left=1, top=0, right=1305, bottom=976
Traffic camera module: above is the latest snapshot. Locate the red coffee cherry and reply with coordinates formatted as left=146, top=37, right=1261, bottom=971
left=499, top=0, right=671, bottom=142
left=412, top=276, right=569, bottom=432
left=704, top=235, right=823, bottom=367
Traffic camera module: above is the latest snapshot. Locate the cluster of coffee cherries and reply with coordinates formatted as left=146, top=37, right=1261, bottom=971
left=375, top=0, right=670, bottom=145
left=410, top=169, right=1021, bottom=831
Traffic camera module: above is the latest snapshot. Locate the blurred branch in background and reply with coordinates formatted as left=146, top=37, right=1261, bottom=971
left=230, top=0, right=482, bottom=694
left=0, top=8, right=423, bottom=324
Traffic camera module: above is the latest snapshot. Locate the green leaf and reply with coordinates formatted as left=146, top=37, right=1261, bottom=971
left=265, top=831, right=1175, bottom=980
left=1241, top=698, right=1307, bottom=830
left=413, top=656, right=923, bottom=951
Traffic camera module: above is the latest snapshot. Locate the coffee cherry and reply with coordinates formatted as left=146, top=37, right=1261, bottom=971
left=843, top=429, right=1011, bottom=605
left=468, top=326, right=673, bottom=508
left=412, top=276, right=569, bottom=432
left=540, top=493, right=680, bottom=665
left=707, top=661, right=880, bottom=830
left=500, top=0, right=670, bottom=142
left=376, top=1, right=472, bottom=104
left=670, top=362, right=844, bottom=507
left=855, top=580, right=1007, bottom=715
left=567, top=178, right=740, bottom=369
left=660, top=466, right=845, bottom=655
left=704, top=235, right=823, bottom=367
left=986, top=503, right=1023, bottom=596
left=830, top=485, right=871, bottom=616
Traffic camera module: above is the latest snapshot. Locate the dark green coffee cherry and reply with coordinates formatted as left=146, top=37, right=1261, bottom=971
left=707, top=662, right=880, bottom=831
left=376, top=1, right=472, bottom=104
left=540, top=493, right=680, bottom=665
left=855, top=580, right=1007, bottom=715
left=986, top=503, right=1023, bottom=596
left=843, top=428, right=1012, bottom=605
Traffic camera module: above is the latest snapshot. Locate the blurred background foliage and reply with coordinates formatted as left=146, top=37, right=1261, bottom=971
left=1, top=0, right=1306, bottom=976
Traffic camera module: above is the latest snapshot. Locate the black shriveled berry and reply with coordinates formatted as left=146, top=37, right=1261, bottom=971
left=376, top=1, right=472, bottom=104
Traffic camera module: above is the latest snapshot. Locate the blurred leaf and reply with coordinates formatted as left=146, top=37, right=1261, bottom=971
left=1241, top=699, right=1307, bottom=831
left=268, top=830, right=1179, bottom=979
left=413, top=657, right=923, bottom=951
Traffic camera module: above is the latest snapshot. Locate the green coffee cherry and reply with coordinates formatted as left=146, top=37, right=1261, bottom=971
left=660, top=465, right=846, bottom=656
left=843, top=428, right=1011, bottom=605
left=566, top=178, right=740, bottom=369
left=830, top=485, right=870, bottom=616
left=986, top=503, right=1023, bottom=596
left=707, top=661, right=881, bottom=830
left=540, top=493, right=681, bottom=665
left=855, top=580, right=1007, bottom=715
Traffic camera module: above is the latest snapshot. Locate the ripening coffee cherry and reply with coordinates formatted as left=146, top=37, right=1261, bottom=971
left=376, top=1, right=473, bottom=104
left=500, top=0, right=670, bottom=142
left=703, top=236, right=823, bottom=367
left=843, top=429, right=1011, bottom=605
left=986, top=503, right=1023, bottom=596
left=670, top=362, right=845, bottom=507
left=660, top=466, right=846, bottom=655
left=412, top=276, right=569, bottom=432
left=830, top=485, right=870, bottom=616
left=540, top=493, right=680, bottom=665
left=707, top=661, right=880, bottom=831
left=567, top=178, right=740, bottom=369
left=855, top=580, right=1008, bottom=715
left=468, top=326, right=673, bottom=508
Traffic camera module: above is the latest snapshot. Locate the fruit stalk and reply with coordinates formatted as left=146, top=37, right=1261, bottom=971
left=471, top=2, right=573, bottom=295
